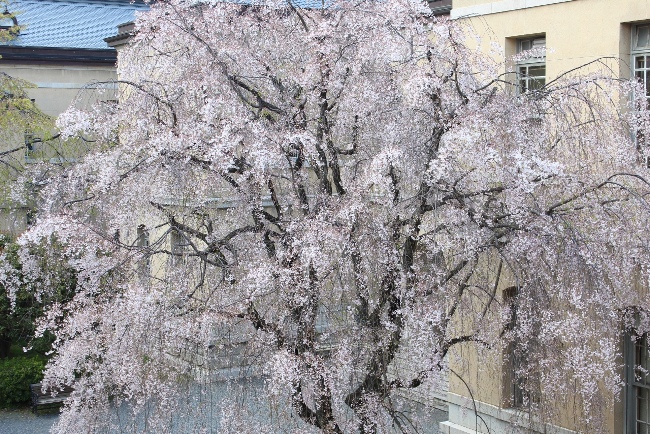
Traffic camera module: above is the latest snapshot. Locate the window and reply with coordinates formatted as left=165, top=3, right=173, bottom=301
left=633, top=25, right=650, bottom=106
left=24, top=131, right=42, bottom=163
left=428, top=0, right=452, bottom=15
left=517, top=37, right=546, bottom=93
left=170, top=228, right=186, bottom=266
left=632, top=25, right=650, bottom=165
left=503, top=287, right=526, bottom=407
left=136, top=225, right=150, bottom=278
left=137, top=225, right=149, bottom=248
left=503, top=287, right=540, bottom=408
left=626, top=330, right=650, bottom=434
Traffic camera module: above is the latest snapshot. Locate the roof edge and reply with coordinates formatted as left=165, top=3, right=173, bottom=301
left=0, top=45, right=117, bottom=65
left=9, top=0, right=148, bottom=5
left=104, top=21, right=135, bottom=47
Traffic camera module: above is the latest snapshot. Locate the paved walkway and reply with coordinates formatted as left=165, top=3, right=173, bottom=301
left=0, top=408, right=58, bottom=434
left=0, top=399, right=446, bottom=434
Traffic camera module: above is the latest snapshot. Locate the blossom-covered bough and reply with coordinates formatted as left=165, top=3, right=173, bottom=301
left=5, top=0, right=650, bottom=432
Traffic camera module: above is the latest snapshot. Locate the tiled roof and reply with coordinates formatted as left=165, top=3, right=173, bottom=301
left=3, top=0, right=148, bottom=50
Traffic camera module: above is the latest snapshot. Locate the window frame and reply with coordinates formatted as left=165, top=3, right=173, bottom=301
left=503, top=287, right=526, bottom=408
left=626, top=326, right=650, bottom=434
left=170, top=227, right=187, bottom=267
left=631, top=24, right=650, bottom=167
left=632, top=24, right=650, bottom=106
left=516, top=36, right=547, bottom=94
left=136, top=224, right=150, bottom=279
left=502, top=286, right=541, bottom=409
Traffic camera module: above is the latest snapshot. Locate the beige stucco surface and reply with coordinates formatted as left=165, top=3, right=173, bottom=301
left=0, top=64, right=116, bottom=117
left=443, top=1, right=650, bottom=433
left=456, top=0, right=650, bottom=81
left=0, top=62, right=117, bottom=235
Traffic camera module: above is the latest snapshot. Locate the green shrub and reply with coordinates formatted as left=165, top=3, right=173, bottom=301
left=0, top=356, right=45, bottom=407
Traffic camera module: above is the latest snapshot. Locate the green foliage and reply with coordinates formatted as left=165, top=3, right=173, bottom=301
left=0, top=236, right=76, bottom=359
left=0, top=72, right=53, bottom=144
left=0, top=72, right=54, bottom=199
left=0, top=2, right=93, bottom=215
left=0, top=355, right=45, bottom=407
left=0, top=7, right=55, bottom=207
left=0, top=1, right=21, bottom=44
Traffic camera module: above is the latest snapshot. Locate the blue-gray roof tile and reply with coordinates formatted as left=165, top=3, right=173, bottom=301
left=3, top=0, right=148, bottom=50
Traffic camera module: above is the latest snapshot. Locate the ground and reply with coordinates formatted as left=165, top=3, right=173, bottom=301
left=0, top=408, right=58, bottom=434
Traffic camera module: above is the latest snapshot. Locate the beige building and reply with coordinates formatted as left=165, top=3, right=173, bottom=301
left=0, top=0, right=148, bottom=117
left=0, top=0, right=147, bottom=236
left=102, top=2, right=650, bottom=433
left=440, top=1, right=650, bottom=434
left=452, top=0, right=650, bottom=86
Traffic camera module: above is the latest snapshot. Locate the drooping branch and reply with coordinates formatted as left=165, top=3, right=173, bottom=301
left=150, top=201, right=208, bottom=242
left=237, top=302, right=285, bottom=347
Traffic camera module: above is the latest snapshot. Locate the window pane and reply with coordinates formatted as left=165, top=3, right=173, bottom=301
left=637, top=56, right=646, bottom=70
left=522, top=66, right=545, bottom=91
left=517, top=64, right=545, bottom=92
left=531, top=38, right=546, bottom=49
left=528, top=66, right=545, bottom=78
left=137, top=225, right=149, bottom=248
left=637, top=25, right=650, bottom=50
left=520, top=40, right=531, bottom=51
left=529, top=78, right=545, bottom=91
left=639, top=337, right=650, bottom=385
left=640, top=340, right=650, bottom=384
left=519, top=78, right=527, bottom=92
left=170, top=229, right=186, bottom=266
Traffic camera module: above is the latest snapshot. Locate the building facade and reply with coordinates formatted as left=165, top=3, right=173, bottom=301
left=442, top=2, right=650, bottom=434
left=0, top=0, right=148, bottom=117
left=0, top=0, right=147, bottom=236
